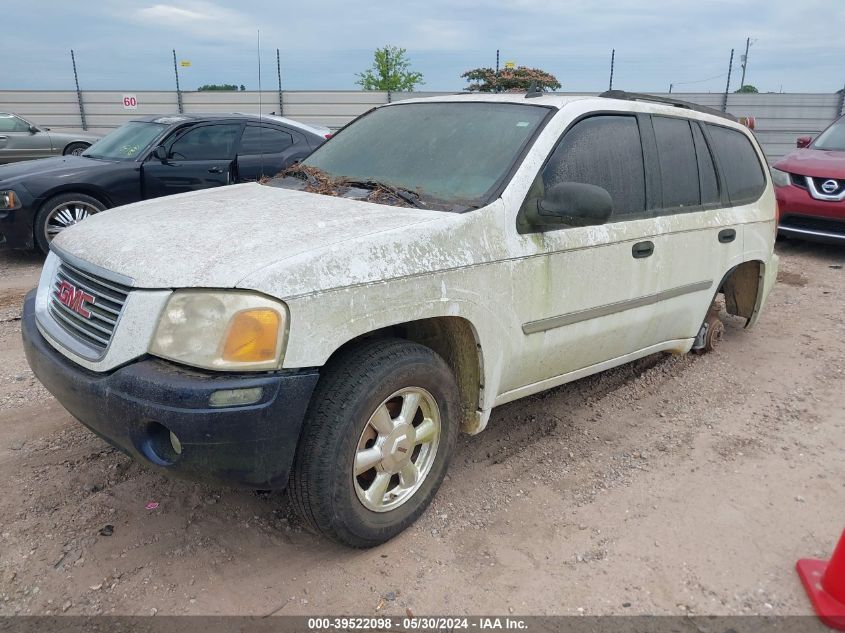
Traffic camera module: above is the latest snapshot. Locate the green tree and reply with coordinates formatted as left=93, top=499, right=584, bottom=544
left=734, top=84, right=759, bottom=93
left=462, top=66, right=561, bottom=93
left=197, top=83, right=242, bottom=91
left=356, top=45, right=424, bottom=92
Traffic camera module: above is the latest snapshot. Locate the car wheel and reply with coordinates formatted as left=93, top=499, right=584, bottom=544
left=289, top=338, right=460, bottom=547
left=63, top=142, right=90, bottom=156
left=34, top=193, right=105, bottom=254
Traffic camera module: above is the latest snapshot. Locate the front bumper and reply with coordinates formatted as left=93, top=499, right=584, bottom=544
left=0, top=194, right=36, bottom=249
left=775, top=183, right=845, bottom=243
left=22, top=290, right=319, bottom=488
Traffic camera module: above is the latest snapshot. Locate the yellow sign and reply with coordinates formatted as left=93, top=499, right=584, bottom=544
left=180, top=60, right=191, bottom=67
left=504, top=61, right=515, bottom=69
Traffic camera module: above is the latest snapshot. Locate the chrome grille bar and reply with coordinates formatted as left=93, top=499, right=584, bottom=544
left=47, top=259, right=131, bottom=356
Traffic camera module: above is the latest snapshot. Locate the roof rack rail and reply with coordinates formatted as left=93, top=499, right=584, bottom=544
left=599, top=90, right=737, bottom=122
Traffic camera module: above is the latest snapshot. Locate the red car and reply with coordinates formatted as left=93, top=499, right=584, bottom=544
left=772, top=114, right=845, bottom=243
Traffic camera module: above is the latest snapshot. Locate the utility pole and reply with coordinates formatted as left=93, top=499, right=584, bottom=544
left=722, top=48, right=734, bottom=112
left=70, top=50, right=87, bottom=131
left=668, top=83, right=673, bottom=94
left=608, top=49, right=615, bottom=91
left=739, top=37, right=751, bottom=89
left=276, top=48, right=283, bottom=116
left=385, top=47, right=391, bottom=104
left=172, top=49, right=183, bottom=114
left=496, top=49, right=500, bottom=93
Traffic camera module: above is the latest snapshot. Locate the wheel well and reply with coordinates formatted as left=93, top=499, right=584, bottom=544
left=324, top=317, right=483, bottom=433
left=62, top=141, right=91, bottom=154
left=719, top=260, right=763, bottom=325
left=34, top=188, right=111, bottom=214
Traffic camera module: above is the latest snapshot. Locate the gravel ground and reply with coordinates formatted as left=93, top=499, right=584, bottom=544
left=0, top=240, right=843, bottom=619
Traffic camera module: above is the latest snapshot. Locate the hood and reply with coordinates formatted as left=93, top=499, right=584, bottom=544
left=0, top=155, right=111, bottom=185
left=773, top=148, right=845, bottom=179
left=53, top=183, right=450, bottom=290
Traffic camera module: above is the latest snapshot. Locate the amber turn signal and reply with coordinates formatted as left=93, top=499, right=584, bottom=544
left=222, top=309, right=281, bottom=363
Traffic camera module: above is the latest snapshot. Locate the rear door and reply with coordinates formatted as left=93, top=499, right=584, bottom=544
left=141, top=122, right=243, bottom=199
left=0, top=115, right=52, bottom=162
left=235, top=124, right=312, bottom=181
left=649, top=116, right=758, bottom=341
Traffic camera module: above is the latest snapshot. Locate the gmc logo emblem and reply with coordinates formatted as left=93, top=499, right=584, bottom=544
left=57, top=280, right=95, bottom=319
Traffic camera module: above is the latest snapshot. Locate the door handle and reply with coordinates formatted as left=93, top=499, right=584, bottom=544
left=632, top=241, right=654, bottom=259
left=207, top=167, right=224, bottom=174
left=718, top=228, right=736, bottom=243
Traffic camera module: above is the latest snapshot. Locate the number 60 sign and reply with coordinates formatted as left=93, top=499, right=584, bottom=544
left=122, top=94, right=138, bottom=110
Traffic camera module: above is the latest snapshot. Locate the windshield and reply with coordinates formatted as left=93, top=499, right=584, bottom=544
left=813, top=117, right=845, bottom=151
left=83, top=121, right=165, bottom=160
left=300, top=102, right=550, bottom=205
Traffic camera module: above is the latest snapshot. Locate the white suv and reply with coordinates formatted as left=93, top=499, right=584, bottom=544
left=22, top=91, right=778, bottom=547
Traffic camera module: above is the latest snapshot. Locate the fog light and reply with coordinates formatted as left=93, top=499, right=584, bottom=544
left=209, top=387, right=263, bottom=408
left=169, top=431, right=182, bottom=455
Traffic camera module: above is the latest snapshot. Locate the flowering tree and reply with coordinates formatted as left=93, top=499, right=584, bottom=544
left=462, top=66, right=561, bottom=93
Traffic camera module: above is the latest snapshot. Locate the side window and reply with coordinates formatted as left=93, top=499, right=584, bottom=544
left=705, top=124, right=766, bottom=203
left=168, top=124, right=241, bottom=160
left=537, top=115, right=646, bottom=220
left=652, top=116, right=700, bottom=210
left=0, top=115, right=30, bottom=133
left=691, top=123, right=720, bottom=204
left=239, top=126, right=294, bottom=155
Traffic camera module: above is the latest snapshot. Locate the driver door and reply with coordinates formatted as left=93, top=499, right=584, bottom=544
left=141, top=123, right=243, bottom=199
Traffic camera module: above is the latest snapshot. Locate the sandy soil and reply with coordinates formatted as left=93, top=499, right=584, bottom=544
left=0, top=240, right=843, bottom=618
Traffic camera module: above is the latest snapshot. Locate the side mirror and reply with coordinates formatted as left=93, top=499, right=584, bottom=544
left=28, top=125, right=39, bottom=134
left=152, top=145, right=168, bottom=162
left=796, top=136, right=812, bottom=148
left=526, top=182, right=613, bottom=229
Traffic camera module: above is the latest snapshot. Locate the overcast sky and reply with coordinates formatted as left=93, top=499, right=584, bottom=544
left=2, top=0, right=843, bottom=94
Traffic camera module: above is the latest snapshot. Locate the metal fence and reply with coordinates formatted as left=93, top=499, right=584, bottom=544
left=1, top=89, right=841, bottom=162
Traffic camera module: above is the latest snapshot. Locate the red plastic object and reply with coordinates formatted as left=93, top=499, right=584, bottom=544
left=797, top=529, right=845, bottom=631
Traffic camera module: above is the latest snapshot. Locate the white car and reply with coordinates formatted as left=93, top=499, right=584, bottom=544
left=22, top=91, right=778, bottom=547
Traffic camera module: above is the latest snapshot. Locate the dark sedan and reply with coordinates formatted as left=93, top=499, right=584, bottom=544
left=0, top=113, right=327, bottom=252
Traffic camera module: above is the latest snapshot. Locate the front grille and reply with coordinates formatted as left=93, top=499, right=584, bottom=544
left=48, top=260, right=131, bottom=355
left=790, top=174, right=808, bottom=189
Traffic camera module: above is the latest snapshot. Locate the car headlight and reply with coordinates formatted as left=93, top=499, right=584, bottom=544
left=150, top=290, right=288, bottom=371
left=0, top=190, right=22, bottom=210
left=770, top=168, right=791, bottom=188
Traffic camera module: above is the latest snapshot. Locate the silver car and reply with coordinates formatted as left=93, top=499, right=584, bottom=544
left=0, top=113, right=101, bottom=163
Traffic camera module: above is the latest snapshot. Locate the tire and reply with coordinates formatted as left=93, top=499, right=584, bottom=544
left=289, top=338, right=460, bottom=547
left=34, top=192, right=105, bottom=254
left=63, top=142, right=90, bottom=156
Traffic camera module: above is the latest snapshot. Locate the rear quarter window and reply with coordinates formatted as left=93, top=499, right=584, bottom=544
left=705, top=124, right=766, bottom=204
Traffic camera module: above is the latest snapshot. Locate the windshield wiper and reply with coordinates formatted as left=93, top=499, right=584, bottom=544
left=345, top=180, right=426, bottom=209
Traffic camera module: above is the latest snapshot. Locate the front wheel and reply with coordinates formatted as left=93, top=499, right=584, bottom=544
left=289, top=339, right=460, bottom=547
left=34, top=193, right=105, bottom=254
left=63, top=142, right=90, bottom=156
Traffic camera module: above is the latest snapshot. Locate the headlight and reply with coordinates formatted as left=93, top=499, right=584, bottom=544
left=0, top=190, right=22, bottom=210
left=770, top=168, right=791, bottom=188
left=150, top=290, right=288, bottom=371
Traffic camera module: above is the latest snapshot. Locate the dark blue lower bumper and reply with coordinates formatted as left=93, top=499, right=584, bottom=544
left=21, top=291, right=319, bottom=488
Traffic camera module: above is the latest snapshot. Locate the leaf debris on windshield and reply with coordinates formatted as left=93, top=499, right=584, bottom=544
left=264, top=165, right=424, bottom=208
